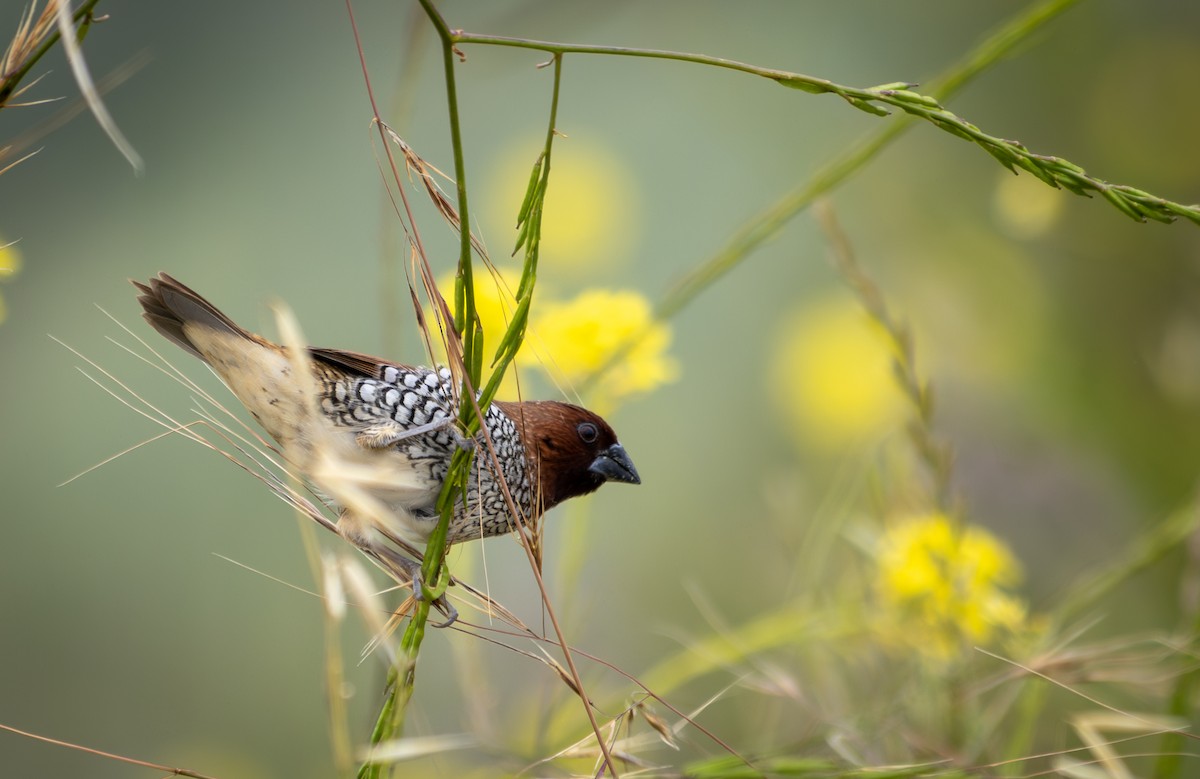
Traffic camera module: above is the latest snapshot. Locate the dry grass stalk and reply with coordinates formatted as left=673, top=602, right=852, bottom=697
left=1, top=1, right=142, bottom=172
left=0, top=2, right=58, bottom=100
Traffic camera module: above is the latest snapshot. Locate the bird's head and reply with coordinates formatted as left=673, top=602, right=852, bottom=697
left=496, top=400, right=640, bottom=512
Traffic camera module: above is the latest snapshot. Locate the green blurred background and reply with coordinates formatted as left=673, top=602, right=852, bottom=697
left=3, top=1, right=1200, bottom=776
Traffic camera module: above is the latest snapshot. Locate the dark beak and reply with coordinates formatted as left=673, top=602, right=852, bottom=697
left=589, top=443, right=641, bottom=485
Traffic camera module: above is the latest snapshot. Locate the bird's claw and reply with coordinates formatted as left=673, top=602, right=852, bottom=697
left=355, top=416, right=472, bottom=457
left=383, top=551, right=457, bottom=628
left=411, top=569, right=458, bottom=628
left=451, top=428, right=475, bottom=453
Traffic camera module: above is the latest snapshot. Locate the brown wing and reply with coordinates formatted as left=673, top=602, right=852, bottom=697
left=308, top=347, right=417, bottom=380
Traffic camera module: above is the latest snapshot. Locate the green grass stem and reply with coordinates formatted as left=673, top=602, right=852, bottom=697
left=578, top=0, right=1088, bottom=393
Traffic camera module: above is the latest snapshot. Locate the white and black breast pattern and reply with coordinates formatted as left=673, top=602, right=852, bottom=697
left=319, top=363, right=533, bottom=540
left=464, top=404, right=534, bottom=541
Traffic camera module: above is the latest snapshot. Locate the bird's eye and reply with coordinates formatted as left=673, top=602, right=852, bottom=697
left=577, top=421, right=598, bottom=443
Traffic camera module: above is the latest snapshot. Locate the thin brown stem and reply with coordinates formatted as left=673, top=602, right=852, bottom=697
left=0, top=721, right=221, bottom=779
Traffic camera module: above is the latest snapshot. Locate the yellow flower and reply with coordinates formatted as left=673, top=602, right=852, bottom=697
left=875, top=513, right=1027, bottom=659
left=526, top=289, right=678, bottom=408
left=436, top=267, right=524, bottom=399
left=770, top=297, right=905, bottom=449
left=992, top=169, right=1064, bottom=239
left=0, top=236, right=22, bottom=325
left=484, top=140, right=639, bottom=274
left=433, top=272, right=676, bottom=408
left=464, top=268, right=522, bottom=355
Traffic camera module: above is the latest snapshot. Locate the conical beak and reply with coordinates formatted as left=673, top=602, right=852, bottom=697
left=588, top=443, right=641, bottom=485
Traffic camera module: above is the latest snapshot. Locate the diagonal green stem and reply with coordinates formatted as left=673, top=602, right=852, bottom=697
left=356, top=3, right=470, bottom=775
left=417, top=0, right=475, bottom=600
left=576, top=0, right=1086, bottom=392
left=357, top=0, right=1095, bottom=774
left=358, top=4, right=621, bottom=776
left=447, top=0, right=1197, bottom=230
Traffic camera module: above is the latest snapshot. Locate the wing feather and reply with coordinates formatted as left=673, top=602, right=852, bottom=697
left=308, top=347, right=413, bottom=379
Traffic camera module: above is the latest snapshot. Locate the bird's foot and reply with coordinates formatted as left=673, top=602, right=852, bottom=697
left=355, top=415, right=471, bottom=453
left=413, top=565, right=457, bottom=629
left=380, top=550, right=457, bottom=628
left=449, top=425, right=475, bottom=453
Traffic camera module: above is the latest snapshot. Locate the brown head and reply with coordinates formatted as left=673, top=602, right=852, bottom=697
left=495, top=399, right=640, bottom=512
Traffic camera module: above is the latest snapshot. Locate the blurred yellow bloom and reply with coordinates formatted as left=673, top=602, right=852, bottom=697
left=436, top=268, right=524, bottom=399
left=992, top=170, right=1064, bottom=239
left=485, top=140, right=638, bottom=274
left=770, top=297, right=904, bottom=448
left=0, top=235, right=22, bottom=325
left=434, top=273, right=675, bottom=408
left=527, top=289, right=678, bottom=408
left=875, top=513, right=1027, bottom=659
left=465, top=268, right=522, bottom=354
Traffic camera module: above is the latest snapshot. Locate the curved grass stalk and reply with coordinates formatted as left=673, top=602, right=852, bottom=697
left=446, top=1, right=1196, bottom=228
left=573, top=0, right=1106, bottom=393
left=350, top=1, right=1181, bottom=775
left=351, top=0, right=620, bottom=774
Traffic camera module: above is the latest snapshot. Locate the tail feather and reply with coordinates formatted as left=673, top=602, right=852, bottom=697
left=134, top=273, right=304, bottom=448
left=132, top=273, right=251, bottom=361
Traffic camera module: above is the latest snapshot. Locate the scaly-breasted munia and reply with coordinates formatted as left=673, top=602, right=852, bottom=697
left=133, top=273, right=639, bottom=618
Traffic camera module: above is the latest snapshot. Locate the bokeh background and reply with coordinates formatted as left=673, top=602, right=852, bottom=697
left=3, top=1, right=1200, bottom=776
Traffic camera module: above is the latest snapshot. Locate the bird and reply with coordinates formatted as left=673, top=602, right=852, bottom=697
left=133, top=273, right=640, bottom=622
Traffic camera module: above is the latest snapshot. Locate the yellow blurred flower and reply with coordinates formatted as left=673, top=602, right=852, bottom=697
left=770, top=297, right=904, bottom=449
left=875, top=513, right=1027, bottom=659
left=992, top=170, right=1064, bottom=239
left=485, top=140, right=638, bottom=274
left=526, top=289, right=678, bottom=408
left=436, top=267, right=524, bottom=399
left=0, top=235, right=22, bottom=325
left=434, top=271, right=676, bottom=408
